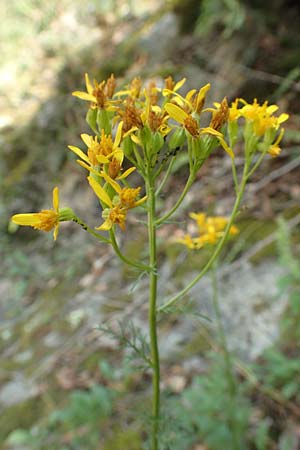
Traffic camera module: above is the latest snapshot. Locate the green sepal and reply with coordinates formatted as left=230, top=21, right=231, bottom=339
left=140, top=126, right=152, bottom=148
left=122, top=135, right=134, bottom=157
left=59, top=208, right=75, bottom=222
left=97, top=109, right=111, bottom=135
left=263, top=127, right=276, bottom=145
left=168, top=128, right=186, bottom=150
left=86, top=108, right=98, bottom=133
left=151, top=132, right=164, bottom=154
left=228, top=121, right=238, bottom=148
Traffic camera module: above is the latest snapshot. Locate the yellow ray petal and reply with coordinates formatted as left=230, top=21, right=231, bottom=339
left=117, top=166, right=136, bottom=179
left=96, top=154, right=110, bottom=164
left=217, top=137, right=235, bottom=159
left=164, top=103, right=188, bottom=124
left=80, top=134, right=93, bottom=147
left=77, top=160, right=102, bottom=177
left=11, top=213, right=41, bottom=226
left=53, top=224, right=59, bottom=241
left=185, top=89, right=197, bottom=102
left=277, top=113, right=289, bottom=124
left=112, top=150, right=124, bottom=163
left=95, top=218, right=112, bottom=230
left=114, top=121, right=123, bottom=147
left=68, top=145, right=90, bottom=164
left=99, top=172, right=121, bottom=194
left=85, top=73, right=93, bottom=94
left=134, top=196, right=147, bottom=207
left=53, top=187, right=59, bottom=212
left=174, top=77, right=186, bottom=91
left=88, top=176, right=113, bottom=208
left=131, top=134, right=142, bottom=145
left=199, top=127, right=223, bottom=137
left=72, top=91, right=96, bottom=102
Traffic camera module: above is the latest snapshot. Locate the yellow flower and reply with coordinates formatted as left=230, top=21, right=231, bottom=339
left=175, top=234, right=201, bottom=250
left=164, top=76, right=186, bottom=93
left=99, top=205, right=128, bottom=231
left=115, top=77, right=143, bottom=99
left=88, top=176, right=146, bottom=231
left=68, top=122, right=135, bottom=179
left=72, top=73, right=117, bottom=109
left=11, top=187, right=60, bottom=240
left=228, top=98, right=241, bottom=122
left=140, top=91, right=171, bottom=136
left=165, top=102, right=234, bottom=158
left=119, top=187, right=147, bottom=209
left=239, top=99, right=289, bottom=136
left=177, top=213, right=238, bottom=250
left=268, top=128, right=285, bottom=157
left=163, top=83, right=210, bottom=115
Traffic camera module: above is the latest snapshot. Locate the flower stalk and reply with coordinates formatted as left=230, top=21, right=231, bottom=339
left=146, top=175, right=160, bottom=450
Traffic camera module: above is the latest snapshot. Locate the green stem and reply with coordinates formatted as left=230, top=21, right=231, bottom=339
left=72, top=216, right=111, bottom=244
left=155, top=156, right=175, bottom=197
left=156, top=172, right=195, bottom=226
left=211, top=262, right=240, bottom=450
left=109, top=229, right=152, bottom=272
left=231, top=159, right=239, bottom=194
left=158, top=174, right=248, bottom=313
left=246, top=148, right=268, bottom=180
left=146, top=176, right=160, bottom=450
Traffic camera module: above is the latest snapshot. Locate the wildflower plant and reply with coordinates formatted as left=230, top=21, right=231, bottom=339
left=11, top=73, right=288, bottom=449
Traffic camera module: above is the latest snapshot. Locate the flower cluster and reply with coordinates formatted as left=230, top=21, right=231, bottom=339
left=225, top=98, right=289, bottom=157
left=176, top=213, right=239, bottom=250
left=10, top=73, right=288, bottom=239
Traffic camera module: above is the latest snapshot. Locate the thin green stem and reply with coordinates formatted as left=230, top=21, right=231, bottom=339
left=72, top=216, right=111, bottom=244
left=246, top=148, right=268, bottom=180
left=109, top=229, right=152, bottom=272
left=156, top=172, right=195, bottom=226
left=156, top=156, right=175, bottom=197
left=211, top=262, right=240, bottom=450
left=231, top=159, right=239, bottom=194
left=158, top=174, right=248, bottom=313
left=146, top=176, right=160, bottom=450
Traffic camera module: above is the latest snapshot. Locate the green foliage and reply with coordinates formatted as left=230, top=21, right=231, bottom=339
left=276, top=217, right=300, bottom=340
left=196, top=0, right=246, bottom=38
left=51, top=384, right=114, bottom=427
left=99, top=320, right=152, bottom=369
left=181, top=355, right=251, bottom=450
left=6, top=383, right=115, bottom=450
left=255, top=348, right=300, bottom=401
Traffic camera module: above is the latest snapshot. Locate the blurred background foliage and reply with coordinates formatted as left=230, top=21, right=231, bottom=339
left=1, top=1, right=300, bottom=449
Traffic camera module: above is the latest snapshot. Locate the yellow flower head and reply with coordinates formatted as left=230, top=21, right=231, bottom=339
left=119, top=187, right=147, bottom=209
left=268, top=128, right=285, bottom=157
left=68, top=122, right=124, bottom=175
left=165, top=103, right=234, bottom=158
left=11, top=187, right=60, bottom=240
left=209, top=97, right=229, bottom=131
left=88, top=177, right=145, bottom=232
left=240, top=99, right=289, bottom=136
left=119, top=97, right=143, bottom=133
left=115, top=77, right=143, bottom=99
left=98, top=205, right=128, bottom=232
left=72, top=73, right=117, bottom=109
left=164, top=76, right=186, bottom=93
left=228, top=98, right=241, bottom=122
left=177, top=212, right=238, bottom=250
left=163, top=82, right=210, bottom=116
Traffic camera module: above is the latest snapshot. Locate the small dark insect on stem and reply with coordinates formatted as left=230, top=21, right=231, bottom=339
left=73, top=218, right=87, bottom=231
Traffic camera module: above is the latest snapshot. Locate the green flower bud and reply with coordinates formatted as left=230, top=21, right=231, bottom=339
left=168, top=128, right=186, bottom=150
